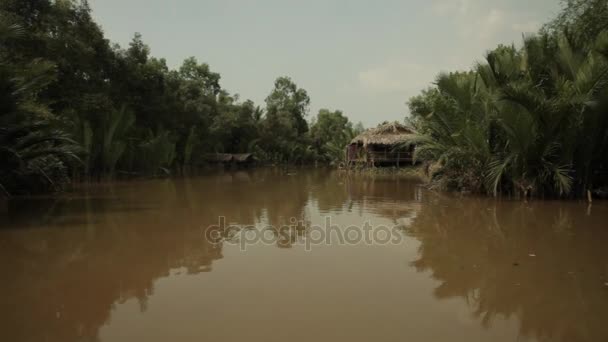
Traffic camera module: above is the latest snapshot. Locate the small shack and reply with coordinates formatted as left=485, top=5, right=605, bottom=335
left=347, top=122, right=415, bottom=167
left=204, top=153, right=255, bottom=167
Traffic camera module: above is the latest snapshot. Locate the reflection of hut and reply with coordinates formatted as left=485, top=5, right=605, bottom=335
left=204, top=153, right=255, bottom=167
left=346, top=122, right=415, bottom=167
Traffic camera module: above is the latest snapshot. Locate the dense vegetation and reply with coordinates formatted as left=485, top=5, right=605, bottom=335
left=0, top=0, right=362, bottom=196
left=3, top=0, right=607, bottom=199
left=406, top=0, right=608, bottom=198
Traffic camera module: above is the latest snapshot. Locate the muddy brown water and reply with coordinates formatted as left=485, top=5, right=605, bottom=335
left=1, top=168, right=607, bottom=342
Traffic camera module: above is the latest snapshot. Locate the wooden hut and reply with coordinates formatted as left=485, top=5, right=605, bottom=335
left=204, top=153, right=255, bottom=167
left=346, top=122, right=415, bottom=167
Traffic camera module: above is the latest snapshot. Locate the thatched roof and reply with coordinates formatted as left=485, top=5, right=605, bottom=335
left=350, top=121, right=414, bottom=146
left=205, top=153, right=234, bottom=162
left=233, top=153, right=254, bottom=162
left=205, top=153, right=254, bottom=163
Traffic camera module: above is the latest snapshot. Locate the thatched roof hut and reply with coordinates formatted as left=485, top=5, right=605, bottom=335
left=232, top=153, right=254, bottom=163
left=350, top=121, right=414, bottom=147
left=205, top=153, right=255, bottom=165
left=347, top=122, right=415, bottom=166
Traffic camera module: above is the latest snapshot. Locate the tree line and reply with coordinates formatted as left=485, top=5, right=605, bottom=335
left=406, top=0, right=608, bottom=198
left=0, top=0, right=363, bottom=196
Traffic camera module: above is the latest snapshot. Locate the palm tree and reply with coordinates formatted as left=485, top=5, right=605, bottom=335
left=0, top=122, right=81, bottom=195
left=124, top=127, right=176, bottom=176
left=100, top=105, right=135, bottom=177
left=480, top=33, right=608, bottom=197
left=405, top=71, right=492, bottom=192
left=407, top=30, right=608, bottom=198
left=0, top=18, right=81, bottom=195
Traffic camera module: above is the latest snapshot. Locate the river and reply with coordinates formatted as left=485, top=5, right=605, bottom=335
left=1, top=168, right=607, bottom=342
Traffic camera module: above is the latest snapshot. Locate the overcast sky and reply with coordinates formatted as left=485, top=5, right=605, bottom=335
left=89, top=0, right=561, bottom=127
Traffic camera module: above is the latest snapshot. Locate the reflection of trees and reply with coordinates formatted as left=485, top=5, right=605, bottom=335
left=0, top=181, right=223, bottom=342
left=14, top=170, right=602, bottom=342
left=405, top=197, right=608, bottom=342
left=198, top=168, right=316, bottom=248
left=309, top=172, right=422, bottom=225
left=0, top=227, right=221, bottom=341
left=0, top=169, right=322, bottom=341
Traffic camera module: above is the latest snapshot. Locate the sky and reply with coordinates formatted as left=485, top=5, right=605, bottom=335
left=88, top=0, right=562, bottom=127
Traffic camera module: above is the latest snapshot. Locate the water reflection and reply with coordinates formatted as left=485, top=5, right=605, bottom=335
left=404, top=197, right=608, bottom=342
left=0, top=169, right=606, bottom=342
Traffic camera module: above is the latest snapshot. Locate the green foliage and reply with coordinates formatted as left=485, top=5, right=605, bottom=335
left=0, top=1, right=361, bottom=195
left=0, top=15, right=80, bottom=195
left=100, top=105, right=135, bottom=176
left=406, top=72, right=492, bottom=192
left=122, top=128, right=175, bottom=176
left=183, top=127, right=199, bottom=166
left=543, top=0, right=608, bottom=45
left=264, top=76, right=310, bottom=135
left=258, top=77, right=314, bottom=164
left=0, top=121, right=81, bottom=195
left=309, top=109, right=362, bottom=164
left=407, top=1, right=608, bottom=198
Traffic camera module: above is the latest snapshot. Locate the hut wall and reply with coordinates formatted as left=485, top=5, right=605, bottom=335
left=346, top=143, right=414, bottom=166
left=366, top=144, right=414, bottom=166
